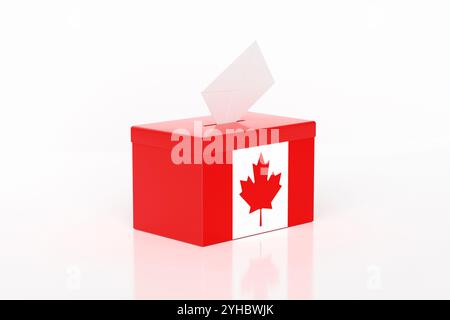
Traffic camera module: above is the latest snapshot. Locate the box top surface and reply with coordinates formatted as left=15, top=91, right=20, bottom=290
left=133, top=112, right=314, bottom=136
left=131, top=112, right=315, bottom=148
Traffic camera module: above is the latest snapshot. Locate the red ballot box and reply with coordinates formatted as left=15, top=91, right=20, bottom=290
left=131, top=112, right=316, bottom=246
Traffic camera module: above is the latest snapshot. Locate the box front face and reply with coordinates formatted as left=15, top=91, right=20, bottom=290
left=232, top=142, right=289, bottom=239
left=203, top=137, right=314, bottom=246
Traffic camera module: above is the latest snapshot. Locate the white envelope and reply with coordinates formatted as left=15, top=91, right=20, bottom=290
left=202, top=42, right=274, bottom=124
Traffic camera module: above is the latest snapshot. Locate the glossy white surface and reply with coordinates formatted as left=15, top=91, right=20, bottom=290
left=0, top=148, right=449, bottom=299
left=0, top=1, right=450, bottom=299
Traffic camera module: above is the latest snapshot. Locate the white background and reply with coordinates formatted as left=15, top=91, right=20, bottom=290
left=0, top=0, right=449, bottom=299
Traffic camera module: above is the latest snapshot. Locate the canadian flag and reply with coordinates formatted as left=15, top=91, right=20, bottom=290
left=232, top=142, right=289, bottom=239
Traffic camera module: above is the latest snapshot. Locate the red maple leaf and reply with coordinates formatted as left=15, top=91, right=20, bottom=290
left=239, top=154, right=282, bottom=227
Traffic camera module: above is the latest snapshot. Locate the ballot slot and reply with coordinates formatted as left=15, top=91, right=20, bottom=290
left=203, top=119, right=245, bottom=127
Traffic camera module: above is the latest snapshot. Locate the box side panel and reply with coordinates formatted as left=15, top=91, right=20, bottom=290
left=132, top=143, right=203, bottom=245
left=202, top=163, right=233, bottom=246
left=288, top=138, right=315, bottom=226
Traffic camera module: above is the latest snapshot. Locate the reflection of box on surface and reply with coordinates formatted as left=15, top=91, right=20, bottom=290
left=133, top=231, right=233, bottom=299
left=131, top=112, right=316, bottom=246
left=133, top=225, right=313, bottom=299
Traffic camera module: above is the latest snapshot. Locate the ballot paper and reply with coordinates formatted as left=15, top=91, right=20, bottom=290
left=202, top=42, right=274, bottom=124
